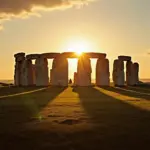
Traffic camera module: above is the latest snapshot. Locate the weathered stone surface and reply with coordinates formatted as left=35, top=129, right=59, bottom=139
left=14, top=52, right=25, bottom=58
left=14, top=53, right=25, bottom=62
left=51, top=56, right=68, bottom=86
left=57, top=52, right=106, bottom=59
left=32, top=64, right=36, bottom=85
left=21, top=59, right=34, bottom=86
left=85, top=52, right=106, bottom=59
left=35, top=58, right=49, bottom=86
left=132, top=62, right=139, bottom=85
left=14, top=62, right=22, bottom=86
left=74, top=72, right=78, bottom=85
left=77, top=55, right=92, bottom=86
left=41, top=53, right=60, bottom=59
left=26, top=54, right=40, bottom=60
left=113, top=59, right=125, bottom=86
left=126, top=61, right=134, bottom=86
left=61, top=52, right=77, bottom=58
left=118, top=56, right=131, bottom=61
left=14, top=53, right=26, bottom=86
left=96, top=59, right=110, bottom=86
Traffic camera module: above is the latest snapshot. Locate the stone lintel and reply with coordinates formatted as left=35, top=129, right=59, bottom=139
left=26, top=54, right=40, bottom=60
left=41, top=53, right=60, bottom=59
left=60, top=52, right=106, bottom=59
left=61, top=52, right=77, bottom=58
left=118, top=56, right=131, bottom=61
left=14, top=52, right=25, bottom=62
left=14, top=52, right=25, bottom=58
left=85, top=53, right=106, bottom=59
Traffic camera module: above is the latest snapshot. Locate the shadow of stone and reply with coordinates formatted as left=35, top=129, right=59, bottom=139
left=124, top=85, right=150, bottom=93
left=0, top=86, right=67, bottom=132
left=72, top=86, right=150, bottom=150
left=101, top=86, right=150, bottom=100
left=0, top=86, right=42, bottom=96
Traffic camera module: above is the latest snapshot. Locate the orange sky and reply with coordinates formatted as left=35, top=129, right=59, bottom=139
left=0, top=0, right=150, bottom=80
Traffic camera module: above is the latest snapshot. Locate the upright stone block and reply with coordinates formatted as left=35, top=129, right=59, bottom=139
left=35, top=57, right=49, bottom=86
left=21, top=59, right=35, bottom=86
left=14, top=53, right=25, bottom=86
left=133, top=63, right=139, bottom=85
left=32, top=64, right=36, bottom=85
left=96, top=58, right=110, bottom=86
left=74, top=72, right=78, bottom=86
left=126, top=61, right=134, bottom=86
left=113, top=59, right=125, bottom=86
left=77, top=55, right=92, bottom=86
left=51, top=56, right=68, bottom=86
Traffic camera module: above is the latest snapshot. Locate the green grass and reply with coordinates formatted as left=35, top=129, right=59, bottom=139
left=0, top=85, right=150, bottom=150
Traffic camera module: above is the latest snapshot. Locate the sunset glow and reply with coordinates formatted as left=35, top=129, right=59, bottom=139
left=66, top=38, right=91, bottom=55
left=0, top=0, right=150, bottom=80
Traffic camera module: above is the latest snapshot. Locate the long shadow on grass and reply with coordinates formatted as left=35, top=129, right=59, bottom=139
left=101, top=86, right=150, bottom=100
left=0, top=86, right=67, bottom=131
left=0, top=86, right=42, bottom=96
left=123, top=85, right=150, bottom=93
left=72, top=86, right=150, bottom=149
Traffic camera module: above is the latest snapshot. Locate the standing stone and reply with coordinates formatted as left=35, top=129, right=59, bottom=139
left=74, top=72, right=78, bottom=86
left=126, top=61, right=134, bottom=86
left=112, top=59, right=118, bottom=86
left=32, top=64, right=36, bottom=85
left=21, top=59, right=35, bottom=86
left=14, top=53, right=25, bottom=86
left=35, top=56, right=49, bottom=86
left=77, top=55, right=92, bottom=86
left=132, top=63, right=139, bottom=85
left=50, top=69, right=53, bottom=84
left=113, top=59, right=125, bottom=86
left=96, top=58, right=110, bottom=86
left=51, top=56, right=68, bottom=86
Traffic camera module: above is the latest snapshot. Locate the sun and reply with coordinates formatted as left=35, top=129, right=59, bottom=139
left=66, top=39, right=90, bottom=56
left=76, top=50, right=83, bottom=56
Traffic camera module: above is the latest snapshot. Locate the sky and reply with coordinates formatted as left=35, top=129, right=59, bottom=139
left=0, top=0, right=150, bottom=80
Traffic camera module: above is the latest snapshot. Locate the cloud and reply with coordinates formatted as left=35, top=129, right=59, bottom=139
left=0, top=0, right=93, bottom=19
left=0, top=0, right=94, bottom=30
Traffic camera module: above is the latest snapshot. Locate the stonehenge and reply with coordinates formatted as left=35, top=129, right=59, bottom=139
left=14, top=52, right=139, bottom=87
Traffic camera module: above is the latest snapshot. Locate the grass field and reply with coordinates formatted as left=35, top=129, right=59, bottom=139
left=0, top=85, right=150, bottom=150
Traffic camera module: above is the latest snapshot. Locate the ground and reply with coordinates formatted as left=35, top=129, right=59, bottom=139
left=0, top=85, right=150, bottom=150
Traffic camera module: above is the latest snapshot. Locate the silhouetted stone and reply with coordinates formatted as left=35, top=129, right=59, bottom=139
left=14, top=53, right=26, bottom=86
left=126, top=61, right=135, bottom=86
left=21, top=59, right=35, bottom=86
left=35, top=57, right=49, bottom=86
left=85, top=52, right=106, bottom=59
left=77, top=55, right=92, bottom=86
left=26, top=54, right=40, bottom=60
left=41, top=53, right=60, bottom=59
left=96, top=58, right=110, bottom=86
left=118, top=56, right=131, bottom=61
left=133, top=62, right=139, bottom=85
left=113, top=59, right=125, bottom=86
left=74, top=72, right=78, bottom=86
left=51, top=55, right=68, bottom=86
